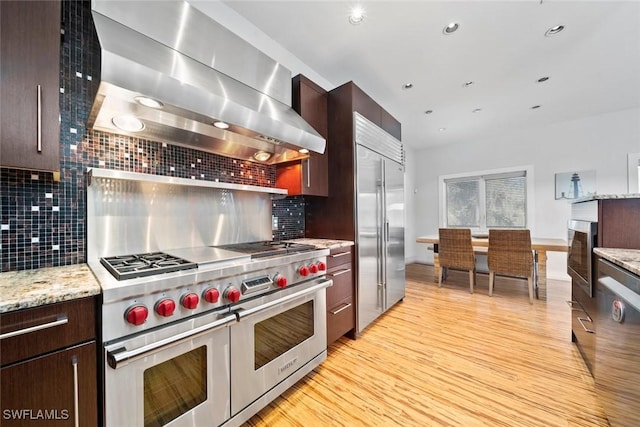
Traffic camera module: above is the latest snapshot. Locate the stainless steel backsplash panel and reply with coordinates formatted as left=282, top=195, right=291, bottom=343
left=87, top=176, right=272, bottom=261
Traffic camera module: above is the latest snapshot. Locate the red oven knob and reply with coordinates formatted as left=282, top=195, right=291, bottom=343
left=299, top=265, right=310, bottom=277
left=203, top=288, right=220, bottom=304
left=274, top=275, right=288, bottom=288
left=224, top=288, right=241, bottom=303
left=317, top=261, right=327, bottom=272
left=181, top=293, right=199, bottom=310
left=155, top=299, right=176, bottom=317
left=309, top=263, right=319, bottom=274
left=125, top=305, right=148, bottom=326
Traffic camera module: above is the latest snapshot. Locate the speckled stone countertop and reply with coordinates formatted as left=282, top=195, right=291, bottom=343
left=594, top=248, right=640, bottom=276
left=0, top=264, right=101, bottom=314
left=572, top=193, right=640, bottom=203
left=285, top=238, right=354, bottom=250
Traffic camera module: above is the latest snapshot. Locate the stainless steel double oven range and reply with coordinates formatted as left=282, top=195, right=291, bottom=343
left=87, top=169, right=332, bottom=427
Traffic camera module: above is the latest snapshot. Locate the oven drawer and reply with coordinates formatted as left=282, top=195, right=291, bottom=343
left=1, top=297, right=96, bottom=366
left=326, top=264, right=353, bottom=307
left=570, top=281, right=596, bottom=375
left=327, top=296, right=354, bottom=345
left=327, top=247, right=352, bottom=269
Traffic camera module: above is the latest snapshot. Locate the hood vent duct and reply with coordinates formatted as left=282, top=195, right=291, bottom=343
left=88, top=0, right=326, bottom=165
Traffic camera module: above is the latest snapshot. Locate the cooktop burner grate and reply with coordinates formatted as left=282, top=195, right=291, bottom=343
left=100, top=252, right=197, bottom=280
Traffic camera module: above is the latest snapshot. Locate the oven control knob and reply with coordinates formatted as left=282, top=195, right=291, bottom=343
left=299, top=265, right=310, bottom=277
left=181, top=293, right=199, bottom=310
left=155, top=299, right=176, bottom=317
left=125, top=305, right=148, bottom=326
left=309, top=263, right=319, bottom=274
left=274, top=275, right=288, bottom=288
left=317, top=261, right=327, bottom=272
left=203, top=288, right=220, bottom=304
left=224, top=288, right=241, bottom=303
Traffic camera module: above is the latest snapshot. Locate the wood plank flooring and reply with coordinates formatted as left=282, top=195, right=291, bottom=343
left=243, top=264, right=609, bottom=427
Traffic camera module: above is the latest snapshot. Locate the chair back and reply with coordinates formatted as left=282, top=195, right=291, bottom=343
left=438, top=228, right=475, bottom=270
left=487, top=229, right=533, bottom=277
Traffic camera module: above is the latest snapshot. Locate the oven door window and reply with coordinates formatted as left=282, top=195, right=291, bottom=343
left=254, top=300, right=314, bottom=370
left=568, top=230, right=589, bottom=279
left=143, top=346, right=207, bottom=427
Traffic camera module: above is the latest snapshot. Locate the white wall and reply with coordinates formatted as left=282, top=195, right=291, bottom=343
left=407, top=107, right=640, bottom=280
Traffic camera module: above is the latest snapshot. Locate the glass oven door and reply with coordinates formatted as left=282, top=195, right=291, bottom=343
left=229, top=278, right=331, bottom=416
left=568, top=220, right=597, bottom=297
left=104, top=312, right=235, bottom=427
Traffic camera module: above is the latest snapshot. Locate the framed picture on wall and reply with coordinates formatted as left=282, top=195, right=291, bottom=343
left=555, top=170, right=597, bottom=200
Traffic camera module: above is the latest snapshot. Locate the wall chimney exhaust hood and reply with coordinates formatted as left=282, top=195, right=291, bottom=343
left=87, top=0, right=326, bottom=165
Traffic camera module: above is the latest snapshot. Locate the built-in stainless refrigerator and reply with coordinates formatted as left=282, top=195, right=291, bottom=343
left=354, top=112, right=405, bottom=333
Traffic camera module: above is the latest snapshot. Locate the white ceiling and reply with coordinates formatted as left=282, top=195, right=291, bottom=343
left=219, top=0, right=640, bottom=150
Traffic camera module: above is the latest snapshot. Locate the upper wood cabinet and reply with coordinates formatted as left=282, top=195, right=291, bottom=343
left=0, top=0, right=61, bottom=174
left=276, top=74, right=328, bottom=196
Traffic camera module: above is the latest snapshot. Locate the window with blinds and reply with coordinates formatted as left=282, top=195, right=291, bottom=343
left=445, top=170, right=527, bottom=230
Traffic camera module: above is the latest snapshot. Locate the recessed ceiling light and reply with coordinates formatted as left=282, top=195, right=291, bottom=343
left=443, top=22, right=459, bottom=35
left=425, top=110, right=433, bottom=115
left=537, top=76, right=550, bottom=83
left=298, top=148, right=309, bottom=154
left=253, top=151, right=272, bottom=162
left=213, top=121, right=230, bottom=129
left=134, top=96, right=163, bottom=109
left=439, top=128, right=446, bottom=132
left=112, top=115, right=144, bottom=132
left=531, top=105, right=541, bottom=109
left=402, top=83, right=414, bottom=90
left=545, top=25, right=565, bottom=37
left=462, top=81, right=474, bottom=88
left=472, top=108, right=482, bottom=113
left=349, top=6, right=365, bottom=25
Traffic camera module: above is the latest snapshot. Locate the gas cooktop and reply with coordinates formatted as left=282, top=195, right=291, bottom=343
left=214, top=241, right=316, bottom=259
left=100, top=252, right=197, bottom=281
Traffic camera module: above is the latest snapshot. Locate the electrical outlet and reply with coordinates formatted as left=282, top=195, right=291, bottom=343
left=272, top=216, right=278, bottom=230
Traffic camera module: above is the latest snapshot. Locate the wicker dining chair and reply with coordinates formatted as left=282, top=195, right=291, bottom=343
left=437, top=228, right=476, bottom=293
left=487, top=229, right=535, bottom=304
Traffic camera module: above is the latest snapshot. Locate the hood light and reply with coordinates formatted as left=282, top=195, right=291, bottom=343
left=253, top=151, right=272, bottom=162
left=298, top=148, right=310, bottom=154
left=112, top=115, right=144, bottom=132
left=134, top=96, right=164, bottom=109
left=213, top=121, right=230, bottom=129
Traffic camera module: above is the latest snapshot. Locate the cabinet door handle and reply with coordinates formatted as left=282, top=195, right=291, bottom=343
left=37, top=84, right=42, bottom=152
left=330, top=303, right=352, bottom=315
left=565, top=300, right=583, bottom=311
left=0, top=315, right=68, bottom=340
left=578, top=316, right=595, bottom=334
left=329, top=252, right=350, bottom=259
left=72, top=355, right=79, bottom=427
left=328, top=268, right=351, bottom=278
left=306, top=158, right=311, bottom=188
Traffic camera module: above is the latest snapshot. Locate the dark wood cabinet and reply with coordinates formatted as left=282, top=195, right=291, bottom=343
left=276, top=74, right=328, bottom=196
left=598, top=198, right=640, bottom=248
left=326, top=246, right=356, bottom=345
left=0, top=297, right=98, bottom=426
left=0, top=0, right=61, bottom=175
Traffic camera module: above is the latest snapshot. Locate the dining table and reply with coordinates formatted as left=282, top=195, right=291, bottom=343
left=415, top=234, right=568, bottom=300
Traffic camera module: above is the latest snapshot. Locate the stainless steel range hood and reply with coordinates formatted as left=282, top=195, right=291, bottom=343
left=88, top=0, right=325, bottom=165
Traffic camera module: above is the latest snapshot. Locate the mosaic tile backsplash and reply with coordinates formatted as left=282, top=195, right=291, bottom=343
left=0, top=0, right=304, bottom=272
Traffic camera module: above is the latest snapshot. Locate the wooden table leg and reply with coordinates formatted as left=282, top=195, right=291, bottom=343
left=537, top=250, right=548, bottom=300
left=433, top=253, right=441, bottom=282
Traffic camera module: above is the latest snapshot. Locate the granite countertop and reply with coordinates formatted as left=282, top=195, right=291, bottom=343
left=286, top=238, right=354, bottom=250
left=571, top=193, right=640, bottom=203
left=0, top=264, right=101, bottom=314
left=593, top=248, right=640, bottom=276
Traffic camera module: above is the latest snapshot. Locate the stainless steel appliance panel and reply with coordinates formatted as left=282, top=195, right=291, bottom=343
left=567, top=220, right=597, bottom=297
left=356, top=145, right=384, bottom=332
left=103, top=311, right=232, bottom=427
left=384, top=157, right=405, bottom=310
left=595, top=258, right=640, bottom=427
left=87, top=174, right=272, bottom=261
left=229, top=278, right=330, bottom=417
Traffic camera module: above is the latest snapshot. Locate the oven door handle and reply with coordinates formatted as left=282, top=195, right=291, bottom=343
left=106, top=314, right=237, bottom=369
left=233, top=278, right=333, bottom=320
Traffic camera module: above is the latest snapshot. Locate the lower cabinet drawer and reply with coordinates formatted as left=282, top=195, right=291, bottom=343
left=327, top=297, right=354, bottom=345
left=326, top=264, right=353, bottom=307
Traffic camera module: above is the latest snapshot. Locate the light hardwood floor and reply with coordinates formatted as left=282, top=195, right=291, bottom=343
left=243, top=264, right=608, bottom=427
